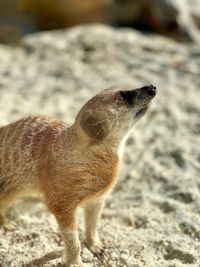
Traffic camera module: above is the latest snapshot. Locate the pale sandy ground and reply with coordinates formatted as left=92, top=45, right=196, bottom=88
left=0, top=25, right=200, bottom=267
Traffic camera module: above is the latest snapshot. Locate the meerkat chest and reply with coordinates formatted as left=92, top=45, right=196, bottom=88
left=77, top=154, right=121, bottom=206
left=87, top=152, right=121, bottom=197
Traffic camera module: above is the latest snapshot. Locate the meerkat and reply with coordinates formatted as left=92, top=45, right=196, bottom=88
left=0, top=85, right=156, bottom=267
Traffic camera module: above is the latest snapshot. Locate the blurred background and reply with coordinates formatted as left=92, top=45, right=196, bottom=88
left=1, top=1, right=200, bottom=267
left=0, top=0, right=200, bottom=44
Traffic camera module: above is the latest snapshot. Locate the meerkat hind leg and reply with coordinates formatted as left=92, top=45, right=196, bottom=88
left=0, top=213, right=17, bottom=230
left=84, top=197, right=105, bottom=254
left=0, top=198, right=17, bottom=231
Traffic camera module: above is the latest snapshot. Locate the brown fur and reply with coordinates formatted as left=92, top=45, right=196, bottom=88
left=0, top=85, right=156, bottom=266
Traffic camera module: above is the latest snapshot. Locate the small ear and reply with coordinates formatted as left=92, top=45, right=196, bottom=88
left=80, top=112, right=109, bottom=141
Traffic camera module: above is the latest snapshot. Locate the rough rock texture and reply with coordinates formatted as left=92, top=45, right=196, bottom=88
left=0, top=25, right=200, bottom=267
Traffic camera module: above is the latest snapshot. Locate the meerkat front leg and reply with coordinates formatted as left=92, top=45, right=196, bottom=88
left=51, top=206, right=85, bottom=267
left=60, top=226, right=85, bottom=267
left=84, top=197, right=105, bottom=254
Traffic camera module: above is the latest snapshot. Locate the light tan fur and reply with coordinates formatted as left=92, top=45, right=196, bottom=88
left=0, top=85, right=156, bottom=266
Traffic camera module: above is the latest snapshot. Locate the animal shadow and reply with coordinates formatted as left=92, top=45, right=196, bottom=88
left=25, top=250, right=63, bottom=267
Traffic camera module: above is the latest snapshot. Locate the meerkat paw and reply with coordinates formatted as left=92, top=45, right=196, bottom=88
left=84, top=240, right=104, bottom=255
left=0, top=215, right=17, bottom=231
left=3, top=220, right=17, bottom=231
left=62, top=252, right=86, bottom=267
left=89, top=242, right=104, bottom=255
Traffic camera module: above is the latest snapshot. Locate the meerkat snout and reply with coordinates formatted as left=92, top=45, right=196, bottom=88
left=120, top=85, right=157, bottom=105
left=142, top=85, right=157, bottom=97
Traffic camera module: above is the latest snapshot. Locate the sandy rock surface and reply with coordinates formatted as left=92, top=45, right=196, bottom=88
left=0, top=25, right=200, bottom=267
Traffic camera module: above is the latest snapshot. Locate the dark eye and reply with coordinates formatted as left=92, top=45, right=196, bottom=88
left=120, top=90, right=137, bottom=106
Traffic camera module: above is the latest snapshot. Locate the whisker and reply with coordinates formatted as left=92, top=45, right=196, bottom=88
left=95, top=127, right=104, bottom=138
left=92, top=116, right=113, bottom=125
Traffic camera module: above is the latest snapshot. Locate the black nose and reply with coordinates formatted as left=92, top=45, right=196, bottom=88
left=142, top=85, right=157, bottom=97
left=120, top=90, right=137, bottom=106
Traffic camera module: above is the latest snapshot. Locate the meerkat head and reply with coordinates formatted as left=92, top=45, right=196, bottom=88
left=76, top=85, right=157, bottom=143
